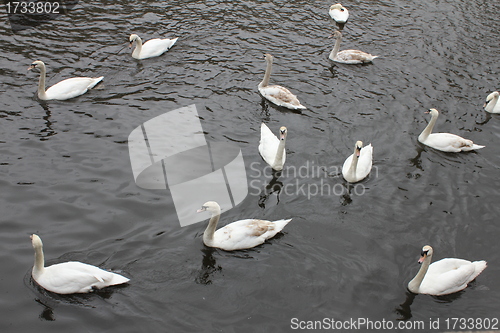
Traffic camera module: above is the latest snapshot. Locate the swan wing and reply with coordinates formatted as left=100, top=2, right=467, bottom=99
left=138, top=38, right=178, bottom=59
left=419, top=258, right=484, bottom=295
left=259, top=85, right=306, bottom=110
left=45, top=77, right=103, bottom=100
left=213, top=218, right=291, bottom=251
left=36, top=261, right=128, bottom=294
left=335, top=50, right=377, bottom=64
left=424, top=133, right=484, bottom=152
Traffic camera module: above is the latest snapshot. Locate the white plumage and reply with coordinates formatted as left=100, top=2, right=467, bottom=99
left=28, top=60, right=103, bottom=101
left=484, top=91, right=500, bottom=113
left=129, top=34, right=178, bottom=60
left=342, top=141, right=373, bottom=183
left=30, top=234, right=129, bottom=294
left=418, top=108, right=485, bottom=152
left=197, top=201, right=292, bottom=251
left=329, top=3, right=349, bottom=24
left=408, top=245, right=487, bottom=296
left=258, top=123, right=287, bottom=171
left=329, top=31, right=378, bottom=64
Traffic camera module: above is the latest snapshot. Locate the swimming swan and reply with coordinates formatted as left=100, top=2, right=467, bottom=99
left=329, top=31, right=378, bottom=64
left=259, top=123, right=287, bottom=171
left=329, top=3, right=349, bottom=24
left=129, top=34, right=178, bottom=60
left=30, top=234, right=129, bottom=294
left=258, top=53, right=306, bottom=110
left=484, top=91, right=500, bottom=113
left=197, top=201, right=292, bottom=251
left=342, top=141, right=373, bottom=183
left=408, top=245, right=487, bottom=296
left=28, top=60, right=103, bottom=101
left=418, top=108, right=485, bottom=152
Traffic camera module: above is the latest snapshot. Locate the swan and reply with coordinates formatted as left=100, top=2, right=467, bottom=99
left=484, top=91, right=500, bottom=113
left=129, top=34, right=178, bottom=60
left=258, top=53, right=306, bottom=110
left=342, top=141, right=373, bottom=183
left=30, top=234, right=129, bottom=294
left=329, top=31, right=378, bottom=64
left=329, top=3, right=349, bottom=24
left=408, top=245, right=487, bottom=296
left=418, top=108, right=485, bottom=152
left=197, top=201, right=292, bottom=251
left=259, top=123, right=287, bottom=171
left=28, top=61, right=103, bottom=101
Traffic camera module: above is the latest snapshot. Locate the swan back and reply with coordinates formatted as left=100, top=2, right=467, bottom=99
left=31, top=234, right=129, bottom=294
left=408, top=245, right=487, bottom=296
left=329, top=3, right=349, bottom=24
left=484, top=91, right=500, bottom=113
left=258, top=123, right=287, bottom=171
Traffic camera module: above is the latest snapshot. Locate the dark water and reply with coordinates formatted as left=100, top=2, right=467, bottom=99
left=1, top=0, right=499, bottom=332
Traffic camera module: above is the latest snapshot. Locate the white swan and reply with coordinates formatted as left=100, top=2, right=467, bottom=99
left=329, top=3, right=349, bottom=24
left=418, top=108, right=485, bottom=152
left=408, top=245, right=487, bottom=296
left=259, top=123, right=287, bottom=171
left=484, top=91, right=500, bottom=113
left=31, top=234, right=129, bottom=294
left=129, top=34, right=178, bottom=60
left=329, top=31, right=378, bottom=64
left=258, top=53, right=306, bottom=110
left=342, top=141, right=373, bottom=183
left=28, top=61, right=103, bottom=101
left=197, top=201, right=292, bottom=251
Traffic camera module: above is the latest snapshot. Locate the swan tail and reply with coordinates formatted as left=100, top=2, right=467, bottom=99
left=471, top=144, right=485, bottom=150
left=169, top=37, right=179, bottom=48
left=272, top=218, right=292, bottom=232
left=89, top=76, right=104, bottom=89
left=471, top=260, right=487, bottom=280
left=107, top=272, right=130, bottom=286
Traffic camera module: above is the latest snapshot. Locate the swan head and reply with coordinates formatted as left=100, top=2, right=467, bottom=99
left=355, top=141, right=363, bottom=157
left=484, top=91, right=499, bottom=107
left=129, top=34, right=141, bottom=47
left=330, top=3, right=346, bottom=11
left=197, top=201, right=221, bottom=215
left=27, top=60, right=45, bottom=71
left=263, top=53, right=273, bottom=63
left=279, top=126, right=287, bottom=140
left=418, top=245, right=433, bottom=264
left=425, top=108, right=439, bottom=117
left=31, top=234, right=43, bottom=249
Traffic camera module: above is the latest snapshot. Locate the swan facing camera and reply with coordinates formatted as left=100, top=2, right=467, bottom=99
left=4, top=0, right=79, bottom=33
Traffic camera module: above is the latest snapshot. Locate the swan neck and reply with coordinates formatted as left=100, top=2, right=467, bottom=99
left=259, top=57, right=272, bottom=88
left=203, top=210, right=220, bottom=245
left=33, top=244, right=45, bottom=275
left=329, top=34, right=342, bottom=59
left=408, top=255, right=431, bottom=293
left=132, top=38, right=143, bottom=57
left=273, top=137, right=286, bottom=168
left=348, top=150, right=359, bottom=176
left=419, top=112, right=437, bottom=142
left=37, top=64, right=47, bottom=99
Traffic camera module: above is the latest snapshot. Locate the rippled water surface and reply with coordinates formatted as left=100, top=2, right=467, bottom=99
left=1, top=0, right=499, bottom=332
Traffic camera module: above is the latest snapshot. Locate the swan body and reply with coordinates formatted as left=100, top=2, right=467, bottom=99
left=418, top=108, right=485, bottom=152
left=329, top=31, right=378, bottom=64
left=342, top=141, right=373, bottom=183
left=28, top=61, right=103, bottom=101
left=30, top=234, right=129, bottom=294
left=329, top=3, right=349, bottom=24
left=258, top=53, right=306, bottom=110
left=484, top=91, right=500, bottom=113
left=259, top=123, right=287, bottom=171
left=408, top=245, right=487, bottom=296
left=197, top=201, right=292, bottom=251
left=129, top=34, right=178, bottom=60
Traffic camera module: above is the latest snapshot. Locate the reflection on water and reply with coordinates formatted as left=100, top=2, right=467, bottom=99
left=195, top=247, right=221, bottom=285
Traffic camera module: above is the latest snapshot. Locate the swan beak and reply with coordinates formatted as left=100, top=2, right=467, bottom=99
left=30, top=234, right=33, bottom=240
left=418, top=252, right=427, bottom=264
left=356, top=146, right=361, bottom=157
left=424, top=110, right=431, bottom=114
left=197, top=206, right=207, bottom=213
left=27, top=64, right=36, bottom=71
left=483, top=102, right=488, bottom=108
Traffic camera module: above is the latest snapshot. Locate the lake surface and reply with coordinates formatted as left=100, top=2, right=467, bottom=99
left=1, top=0, right=499, bottom=332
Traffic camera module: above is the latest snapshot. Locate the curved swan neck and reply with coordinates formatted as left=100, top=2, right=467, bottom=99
left=259, top=56, right=272, bottom=89
left=132, top=37, right=143, bottom=58
left=408, top=255, right=432, bottom=293
left=33, top=244, right=45, bottom=276
left=329, top=33, right=342, bottom=59
left=37, top=63, right=47, bottom=99
left=419, top=111, right=438, bottom=142
left=203, top=209, right=221, bottom=245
